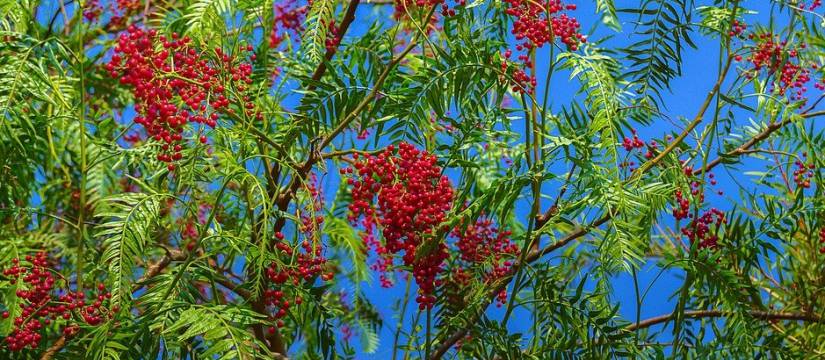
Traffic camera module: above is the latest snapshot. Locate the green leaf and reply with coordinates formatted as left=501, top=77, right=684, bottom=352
left=97, top=192, right=168, bottom=310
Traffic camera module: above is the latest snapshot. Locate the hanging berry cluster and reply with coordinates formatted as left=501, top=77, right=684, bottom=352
left=672, top=190, right=691, bottom=220
left=325, top=21, right=341, bottom=52
left=443, top=267, right=471, bottom=311
left=450, top=216, right=519, bottom=306
left=344, top=143, right=454, bottom=309
left=83, top=0, right=103, bottom=23
left=729, top=19, right=747, bottom=38
left=792, top=153, right=816, bottom=190
left=621, top=131, right=645, bottom=152
left=299, top=173, right=325, bottom=240
left=501, top=0, right=585, bottom=93
left=818, top=226, right=825, bottom=254
left=106, top=26, right=255, bottom=171
left=681, top=208, right=726, bottom=250
left=177, top=203, right=213, bottom=251
left=803, top=0, right=822, bottom=10
left=620, top=130, right=660, bottom=160
left=269, top=0, right=307, bottom=48
left=107, top=0, right=145, bottom=26
left=738, top=32, right=824, bottom=103
left=2, top=253, right=112, bottom=351
left=393, top=0, right=460, bottom=22
left=264, top=231, right=332, bottom=331
left=670, top=166, right=727, bottom=250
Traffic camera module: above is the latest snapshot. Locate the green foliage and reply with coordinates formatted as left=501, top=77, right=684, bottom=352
left=619, top=0, right=695, bottom=107
left=184, top=0, right=235, bottom=41
left=596, top=0, right=621, bottom=32
left=97, top=192, right=167, bottom=309
left=164, top=304, right=269, bottom=359
left=1, top=0, right=825, bottom=359
left=302, top=0, right=336, bottom=63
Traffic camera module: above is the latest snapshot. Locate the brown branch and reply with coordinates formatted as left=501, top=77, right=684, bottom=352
left=215, top=276, right=252, bottom=299
left=307, top=0, right=362, bottom=91
left=428, top=57, right=735, bottom=360
left=321, top=148, right=383, bottom=159
left=132, top=249, right=187, bottom=292
left=535, top=164, right=577, bottom=228
left=39, top=335, right=66, bottom=360
left=697, top=109, right=825, bottom=175
left=625, top=310, right=824, bottom=332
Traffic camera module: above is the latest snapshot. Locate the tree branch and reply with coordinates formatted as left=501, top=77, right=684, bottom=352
left=697, top=109, right=825, bottom=175
left=39, top=335, right=66, bottom=360
left=625, top=309, right=824, bottom=332
left=132, top=249, right=187, bottom=292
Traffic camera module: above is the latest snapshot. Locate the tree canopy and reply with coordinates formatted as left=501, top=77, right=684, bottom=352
left=1, top=0, right=825, bottom=359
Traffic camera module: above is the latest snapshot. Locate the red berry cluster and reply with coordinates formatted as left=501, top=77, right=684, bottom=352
left=83, top=0, right=103, bottom=22
left=444, top=268, right=471, bottom=309
left=264, top=231, right=331, bottom=331
left=729, top=19, right=747, bottom=38
left=501, top=0, right=585, bottom=93
left=681, top=208, right=726, bottom=250
left=122, top=132, right=143, bottom=146
left=180, top=220, right=199, bottom=250
left=2, top=253, right=112, bottom=351
left=116, top=0, right=142, bottom=12
left=622, top=132, right=645, bottom=152
left=450, top=217, right=519, bottom=306
left=792, top=153, right=815, bottom=189
left=269, top=0, right=307, bottom=48
left=325, top=21, right=341, bottom=52
left=341, top=324, right=354, bottom=343
left=106, top=26, right=255, bottom=171
left=299, top=173, right=325, bottom=239
left=108, top=0, right=144, bottom=26
left=682, top=162, right=723, bottom=196
left=393, top=0, right=458, bottom=21
left=344, top=143, right=454, bottom=309
left=672, top=190, right=691, bottom=221
left=741, top=33, right=822, bottom=102
left=619, top=132, right=659, bottom=170
left=818, top=226, right=825, bottom=254
left=802, top=0, right=822, bottom=10
left=262, top=286, right=302, bottom=332
left=671, top=166, right=727, bottom=250
left=268, top=234, right=333, bottom=286
left=335, top=290, right=357, bottom=343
